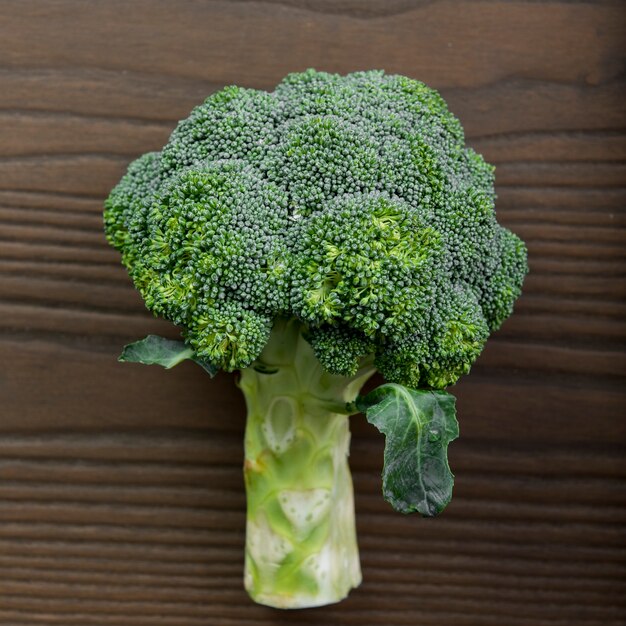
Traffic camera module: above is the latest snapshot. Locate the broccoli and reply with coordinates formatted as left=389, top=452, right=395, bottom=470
left=104, top=69, right=527, bottom=609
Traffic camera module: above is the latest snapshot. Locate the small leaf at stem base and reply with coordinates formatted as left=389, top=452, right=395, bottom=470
left=119, top=335, right=218, bottom=376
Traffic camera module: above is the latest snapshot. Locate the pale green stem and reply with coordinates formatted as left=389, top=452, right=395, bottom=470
left=238, top=319, right=375, bottom=609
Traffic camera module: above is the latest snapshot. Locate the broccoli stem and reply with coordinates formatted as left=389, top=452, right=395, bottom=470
left=238, top=318, right=375, bottom=608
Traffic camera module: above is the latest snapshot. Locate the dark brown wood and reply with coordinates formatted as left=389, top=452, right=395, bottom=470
left=0, top=0, right=624, bottom=624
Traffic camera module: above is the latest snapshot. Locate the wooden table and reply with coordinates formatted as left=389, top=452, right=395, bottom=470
left=1, top=1, right=624, bottom=624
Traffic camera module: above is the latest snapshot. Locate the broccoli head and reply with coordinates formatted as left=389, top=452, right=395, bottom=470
left=105, top=69, right=527, bottom=387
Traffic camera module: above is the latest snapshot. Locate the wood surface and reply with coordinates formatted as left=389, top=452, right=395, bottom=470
left=1, top=0, right=625, bottom=624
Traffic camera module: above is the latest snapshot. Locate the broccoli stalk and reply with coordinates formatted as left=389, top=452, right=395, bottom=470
left=106, top=69, right=528, bottom=609
left=240, top=318, right=374, bottom=607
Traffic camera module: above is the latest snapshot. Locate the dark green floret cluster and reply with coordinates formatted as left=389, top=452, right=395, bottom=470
left=104, top=69, right=527, bottom=387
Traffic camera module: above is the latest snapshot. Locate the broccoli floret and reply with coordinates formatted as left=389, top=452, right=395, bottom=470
left=291, top=192, right=443, bottom=339
left=305, top=323, right=375, bottom=377
left=105, top=69, right=527, bottom=609
left=104, top=151, right=161, bottom=268
left=376, top=284, right=490, bottom=389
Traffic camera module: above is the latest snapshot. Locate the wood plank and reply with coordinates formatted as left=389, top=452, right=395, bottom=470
left=0, top=579, right=622, bottom=616
left=0, top=240, right=118, bottom=264
left=1, top=461, right=623, bottom=509
left=0, top=337, right=624, bottom=441
left=495, top=186, right=626, bottom=211
left=1, top=68, right=624, bottom=142
left=473, top=132, right=626, bottom=163
left=0, top=589, right=623, bottom=625
left=3, top=566, right=620, bottom=603
left=505, top=209, right=626, bottom=228
left=0, top=190, right=105, bottom=213
left=0, top=155, right=127, bottom=196
left=0, top=532, right=622, bottom=571
left=0, top=112, right=172, bottom=158
left=495, top=162, right=626, bottom=188
left=0, top=479, right=624, bottom=525
left=0, top=206, right=104, bottom=230
left=0, top=222, right=107, bottom=247
left=0, top=432, right=624, bottom=479
left=1, top=553, right=622, bottom=589
left=1, top=1, right=623, bottom=89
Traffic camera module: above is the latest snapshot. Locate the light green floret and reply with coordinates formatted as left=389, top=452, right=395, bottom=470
left=376, top=285, right=490, bottom=389
left=103, top=151, right=161, bottom=268
left=290, top=191, right=444, bottom=343
left=187, top=301, right=272, bottom=372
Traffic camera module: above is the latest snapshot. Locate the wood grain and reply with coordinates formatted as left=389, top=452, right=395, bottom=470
left=0, top=0, right=624, bottom=624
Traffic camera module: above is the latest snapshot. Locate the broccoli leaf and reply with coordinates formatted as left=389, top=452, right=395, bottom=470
left=356, top=384, right=458, bottom=516
left=119, top=335, right=218, bottom=376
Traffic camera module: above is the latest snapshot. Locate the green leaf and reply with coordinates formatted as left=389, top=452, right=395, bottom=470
left=356, top=384, right=458, bottom=516
left=119, top=335, right=218, bottom=376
